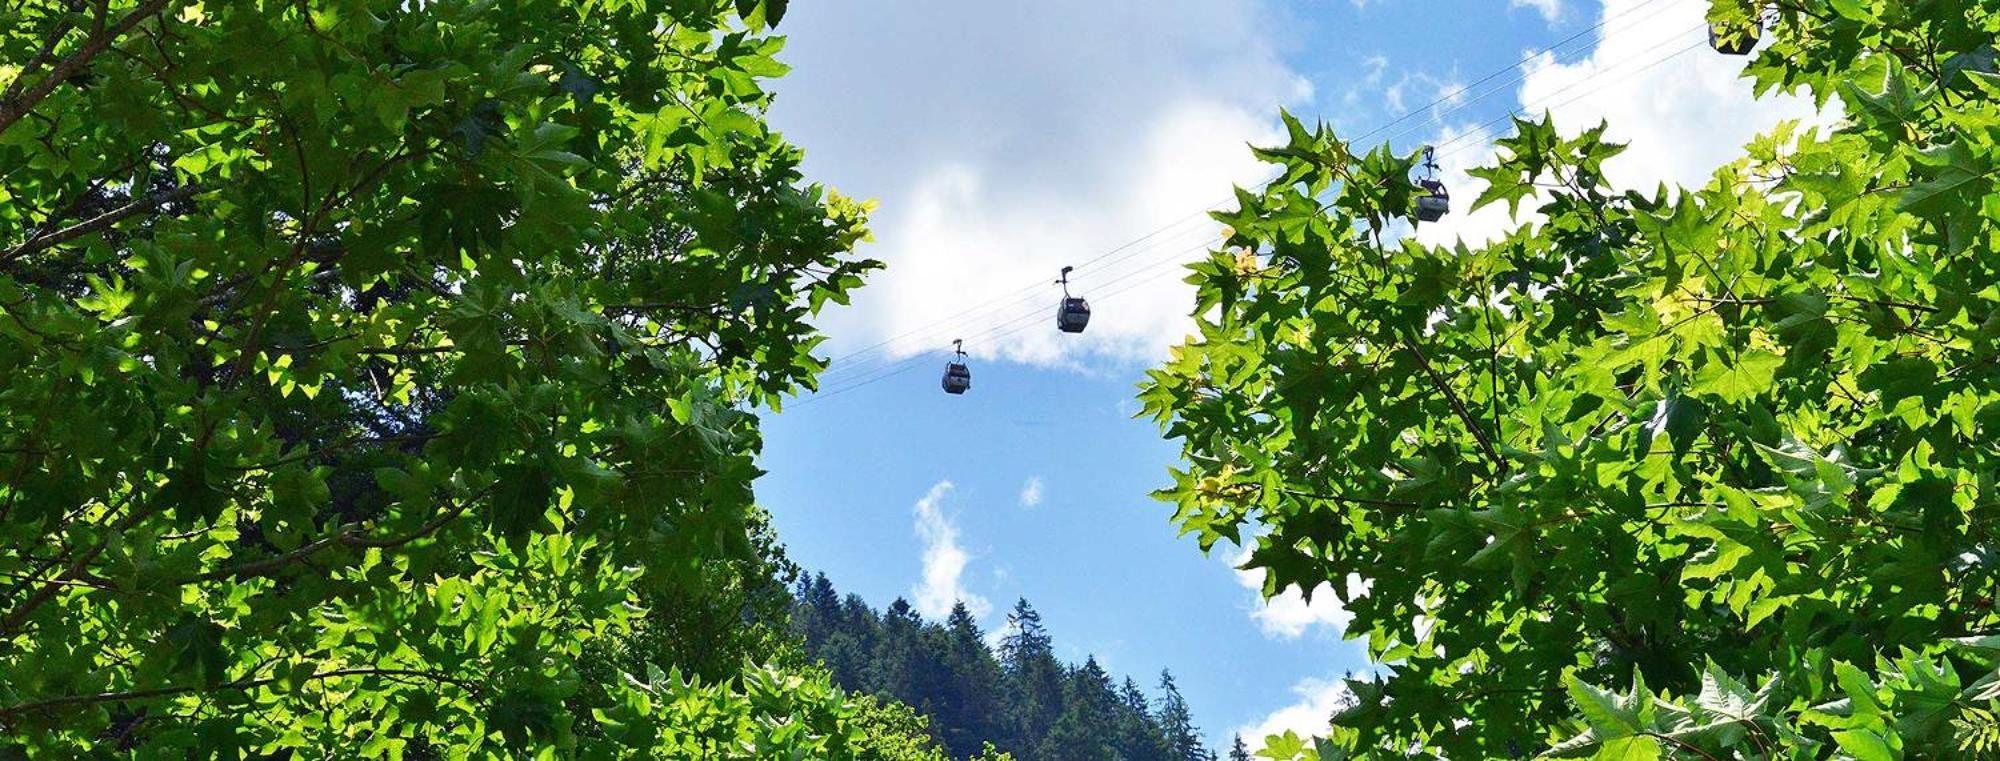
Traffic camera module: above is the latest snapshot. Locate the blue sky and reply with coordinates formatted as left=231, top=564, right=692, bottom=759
left=756, top=0, right=1818, bottom=746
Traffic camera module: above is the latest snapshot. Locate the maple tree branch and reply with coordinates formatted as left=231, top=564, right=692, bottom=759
left=0, top=667, right=479, bottom=720
left=0, top=14, right=77, bottom=109
left=1, top=183, right=202, bottom=264
left=1400, top=336, right=1509, bottom=475
left=193, top=491, right=482, bottom=583
left=0, top=0, right=178, bottom=136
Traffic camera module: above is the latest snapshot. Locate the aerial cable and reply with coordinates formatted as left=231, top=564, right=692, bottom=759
left=1346, top=0, right=1674, bottom=148
left=1427, top=25, right=1712, bottom=158
left=797, top=14, right=1722, bottom=402
left=800, top=27, right=1722, bottom=406
left=804, top=0, right=1679, bottom=379
left=809, top=220, right=1218, bottom=383
left=1366, top=10, right=1697, bottom=154
left=796, top=234, right=1224, bottom=405
left=790, top=250, right=1208, bottom=410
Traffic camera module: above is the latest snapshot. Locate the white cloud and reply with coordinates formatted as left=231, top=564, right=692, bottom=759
left=1237, top=674, right=1357, bottom=744
left=1018, top=476, right=1044, bottom=508
left=1512, top=0, right=1564, bottom=25
left=1360, top=54, right=1390, bottom=87
left=1414, top=0, right=1824, bottom=248
left=911, top=481, right=991, bottom=620
left=770, top=0, right=1306, bottom=370
left=1233, top=543, right=1368, bottom=640
left=1517, top=0, right=1822, bottom=187
left=1383, top=70, right=1467, bottom=118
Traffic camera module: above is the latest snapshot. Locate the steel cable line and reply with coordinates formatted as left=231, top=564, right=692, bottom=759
left=803, top=0, right=1677, bottom=380
left=793, top=18, right=1723, bottom=406
left=798, top=30, right=1728, bottom=410
left=1366, top=7, right=1695, bottom=154
left=810, top=211, right=1221, bottom=379
left=1427, top=28, right=1713, bottom=157
left=807, top=219, right=1221, bottom=384
left=1346, top=0, right=1675, bottom=148
left=794, top=233, right=1224, bottom=406
left=1002, top=9, right=1705, bottom=304
left=788, top=243, right=1211, bottom=409
left=797, top=249, right=1208, bottom=403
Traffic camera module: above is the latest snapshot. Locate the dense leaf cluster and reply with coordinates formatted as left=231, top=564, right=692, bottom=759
left=1141, top=0, right=2000, bottom=757
left=793, top=575, right=1224, bottom=761
left=0, top=0, right=924, bottom=756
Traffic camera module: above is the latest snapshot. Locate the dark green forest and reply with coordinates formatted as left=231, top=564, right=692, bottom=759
left=792, top=574, right=1239, bottom=761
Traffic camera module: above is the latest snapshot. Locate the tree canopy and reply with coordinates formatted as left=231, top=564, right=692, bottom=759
left=0, top=0, right=909, bottom=756
left=1141, top=0, right=2000, bottom=757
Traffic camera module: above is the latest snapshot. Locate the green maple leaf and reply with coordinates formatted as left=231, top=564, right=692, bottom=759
left=1691, top=350, right=1783, bottom=404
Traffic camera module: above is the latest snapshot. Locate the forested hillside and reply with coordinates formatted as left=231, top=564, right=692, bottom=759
left=793, top=573, right=1233, bottom=760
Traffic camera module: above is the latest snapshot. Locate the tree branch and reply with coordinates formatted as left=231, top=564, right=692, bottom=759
left=1400, top=336, right=1509, bottom=475
left=0, top=667, right=479, bottom=720
left=1275, top=485, right=1420, bottom=510
left=0, top=13, right=78, bottom=122
left=0, top=0, right=178, bottom=136
left=1, top=183, right=201, bottom=263
left=192, top=490, right=483, bottom=583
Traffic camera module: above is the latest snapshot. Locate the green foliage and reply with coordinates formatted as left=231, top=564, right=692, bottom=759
left=1141, top=0, right=2000, bottom=757
left=0, top=0, right=889, bottom=756
left=593, top=662, right=967, bottom=760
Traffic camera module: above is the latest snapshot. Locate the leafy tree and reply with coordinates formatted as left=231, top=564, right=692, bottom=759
left=848, top=691, right=1013, bottom=761
left=596, top=663, right=951, bottom=759
left=0, top=0, right=892, bottom=755
left=1140, top=0, right=2000, bottom=757
left=623, top=506, right=803, bottom=681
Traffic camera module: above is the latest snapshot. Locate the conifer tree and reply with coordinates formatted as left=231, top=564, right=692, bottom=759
left=1229, top=734, right=1252, bottom=761
left=791, top=581, right=1210, bottom=760
left=795, top=572, right=843, bottom=650
left=999, top=599, right=1065, bottom=754
left=1113, top=676, right=1169, bottom=759
left=1039, top=657, right=1121, bottom=760
left=938, top=602, right=1008, bottom=758
left=1158, top=670, right=1210, bottom=761
left=870, top=598, right=927, bottom=707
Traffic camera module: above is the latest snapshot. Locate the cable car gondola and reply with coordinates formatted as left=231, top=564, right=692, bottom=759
left=1708, top=21, right=1759, bottom=55
left=1709, top=2, right=1762, bottom=55
left=1415, top=147, right=1449, bottom=222
left=941, top=339, right=971, bottom=395
left=1055, top=266, right=1091, bottom=334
